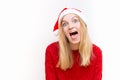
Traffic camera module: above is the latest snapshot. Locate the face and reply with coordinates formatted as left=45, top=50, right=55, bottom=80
left=61, top=14, right=81, bottom=45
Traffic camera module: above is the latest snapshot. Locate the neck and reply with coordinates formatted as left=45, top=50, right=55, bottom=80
left=69, top=43, right=79, bottom=50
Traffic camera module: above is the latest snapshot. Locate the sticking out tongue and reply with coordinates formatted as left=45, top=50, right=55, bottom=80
left=70, top=31, right=78, bottom=39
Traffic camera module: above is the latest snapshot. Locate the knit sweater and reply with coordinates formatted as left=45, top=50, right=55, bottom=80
left=45, top=41, right=102, bottom=80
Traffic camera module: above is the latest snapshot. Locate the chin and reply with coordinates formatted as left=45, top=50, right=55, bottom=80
left=70, top=40, right=80, bottom=44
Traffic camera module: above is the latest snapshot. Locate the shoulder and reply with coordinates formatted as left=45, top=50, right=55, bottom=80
left=45, top=41, right=59, bottom=64
left=92, top=44, right=102, bottom=58
left=45, top=41, right=59, bottom=57
left=92, top=44, right=102, bottom=53
left=46, top=41, right=59, bottom=51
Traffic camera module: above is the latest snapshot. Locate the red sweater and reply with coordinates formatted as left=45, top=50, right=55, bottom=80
left=45, top=42, right=102, bottom=80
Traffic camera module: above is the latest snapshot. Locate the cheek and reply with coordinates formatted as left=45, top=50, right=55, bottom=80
left=77, top=23, right=81, bottom=28
left=63, top=28, right=68, bottom=35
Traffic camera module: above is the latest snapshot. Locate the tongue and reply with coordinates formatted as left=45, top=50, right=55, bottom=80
left=70, top=34, right=78, bottom=39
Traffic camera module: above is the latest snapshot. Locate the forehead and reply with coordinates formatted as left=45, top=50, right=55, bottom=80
left=62, top=13, right=78, bottom=21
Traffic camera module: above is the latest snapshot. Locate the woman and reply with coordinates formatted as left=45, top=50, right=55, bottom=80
left=45, top=8, right=102, bottom=80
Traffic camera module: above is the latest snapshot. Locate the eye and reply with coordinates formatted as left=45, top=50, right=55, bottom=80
left=62, top=22, right=68, bottom=27
left=72, top=18, right=79, bottom=23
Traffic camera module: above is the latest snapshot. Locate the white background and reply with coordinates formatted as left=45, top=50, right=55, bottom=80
left=0, top=0, right=120, bottom=80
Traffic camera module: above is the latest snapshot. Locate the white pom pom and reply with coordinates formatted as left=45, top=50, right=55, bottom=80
left=53, top=30, right=58, bottom=36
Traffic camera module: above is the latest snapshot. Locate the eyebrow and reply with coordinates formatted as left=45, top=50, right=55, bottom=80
left=72, top=15, right=79, bottom=19
left=62, top=15, right=79, bottom=22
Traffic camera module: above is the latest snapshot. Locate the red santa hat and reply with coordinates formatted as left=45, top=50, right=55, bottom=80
left=53, top=8, right=87, bottom=35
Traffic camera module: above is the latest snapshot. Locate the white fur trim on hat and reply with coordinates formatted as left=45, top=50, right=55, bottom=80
left=58, top=8, right=87, bottom=25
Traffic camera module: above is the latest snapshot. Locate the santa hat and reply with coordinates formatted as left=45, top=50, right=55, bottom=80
left=53, top=8, right=87, bottom=35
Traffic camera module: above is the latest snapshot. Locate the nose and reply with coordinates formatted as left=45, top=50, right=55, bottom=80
left=69, top=23, right=74, bottom=29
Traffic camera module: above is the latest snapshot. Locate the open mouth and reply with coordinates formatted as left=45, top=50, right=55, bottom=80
left=69, top=31, right=78, bottom=36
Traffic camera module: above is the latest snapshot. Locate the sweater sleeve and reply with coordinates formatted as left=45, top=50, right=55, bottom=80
left=93, top=46, right=102, bottom=80
left=45, top=46, right=57, bottom=80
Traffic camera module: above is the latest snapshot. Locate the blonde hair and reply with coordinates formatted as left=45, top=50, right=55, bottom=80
left=56, top=15, right=92, bottom=70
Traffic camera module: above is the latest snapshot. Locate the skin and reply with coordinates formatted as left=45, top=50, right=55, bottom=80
left=61, top=14, right=81, bottom=50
